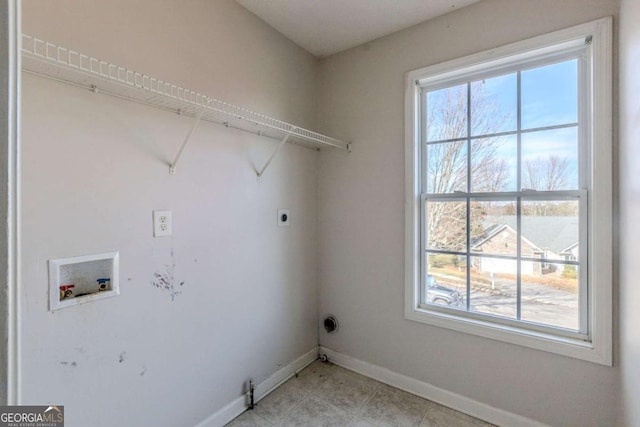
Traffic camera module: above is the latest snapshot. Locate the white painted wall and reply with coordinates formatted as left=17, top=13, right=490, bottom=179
left=21, top=1, right=319, bottom=426
left=316, top=1, right=619, bottom=426
left=618, top=0, right=640, bottom=425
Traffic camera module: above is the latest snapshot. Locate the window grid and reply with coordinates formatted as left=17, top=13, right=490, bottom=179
left=425, top=122, right=579, bottom=146
left=465, top=82, right=472, bottom=310
left=421, top=60, right=586, bottom=336
left=516, top=70, right=523, bottom=321
left=407, top=18, right=612, bottom=365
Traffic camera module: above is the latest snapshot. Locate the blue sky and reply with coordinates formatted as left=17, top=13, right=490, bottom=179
left=427, top=58, right=579, bottom=191
left=470, top=59, right=577, bottom=131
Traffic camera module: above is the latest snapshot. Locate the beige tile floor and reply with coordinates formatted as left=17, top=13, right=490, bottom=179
left=225, top=360, right=495, bottom=427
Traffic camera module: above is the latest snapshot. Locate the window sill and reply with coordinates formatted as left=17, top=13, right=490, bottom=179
left=405, top=305, right=611, bottom=366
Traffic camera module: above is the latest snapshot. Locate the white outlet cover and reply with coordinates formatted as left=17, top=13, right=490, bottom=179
left=153, top=210, right=172, bottom=237
left=278, top=209, right=290, bottom=227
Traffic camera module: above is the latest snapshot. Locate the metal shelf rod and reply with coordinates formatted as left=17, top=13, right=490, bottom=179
left=257, top=134, right=289, bottom=178
left=169, top=113, right=203, bottom=175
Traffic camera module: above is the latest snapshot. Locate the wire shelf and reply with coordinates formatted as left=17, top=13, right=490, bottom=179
left=21, top=34, right=350, bottom=152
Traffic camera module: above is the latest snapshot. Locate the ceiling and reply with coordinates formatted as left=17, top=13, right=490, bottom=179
left=235, top=0, right=482, bottom=57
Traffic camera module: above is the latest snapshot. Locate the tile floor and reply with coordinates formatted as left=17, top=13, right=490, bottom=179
left=225, top=360, right=495, bottom=427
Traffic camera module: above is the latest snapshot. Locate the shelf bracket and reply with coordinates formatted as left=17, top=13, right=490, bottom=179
left=169, top=113, right=203, bottom=175
left=256, top=134, right=290, bottom=178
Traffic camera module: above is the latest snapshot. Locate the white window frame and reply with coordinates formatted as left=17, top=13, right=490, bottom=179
left=404, top=18, right=612, bottom=365
left=1, top=0, right=21, bottom=404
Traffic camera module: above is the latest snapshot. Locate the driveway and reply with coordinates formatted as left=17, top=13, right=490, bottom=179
left=434, top=274, right=579, bottom=330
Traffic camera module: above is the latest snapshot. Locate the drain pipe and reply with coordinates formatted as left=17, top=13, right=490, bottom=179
left=248, top=379, right=256, bottom=410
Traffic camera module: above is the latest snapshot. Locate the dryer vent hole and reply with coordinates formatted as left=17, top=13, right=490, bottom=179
left=323, top=315, right=338, bottom=333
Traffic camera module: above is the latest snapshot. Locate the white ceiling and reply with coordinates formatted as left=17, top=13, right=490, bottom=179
left=235, top=0, right=482, bottom=57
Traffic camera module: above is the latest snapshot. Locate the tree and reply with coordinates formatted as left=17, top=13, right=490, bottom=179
left=523, top=155, right=572, bottom=191
left=426, top=84, right=510, bottom=252
left=522, top=155, right=577, bottom=216
left=425, top=82, right=578, bottom=257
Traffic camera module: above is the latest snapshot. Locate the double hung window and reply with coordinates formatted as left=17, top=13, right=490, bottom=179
left=405, top=18, right=612, bottom=364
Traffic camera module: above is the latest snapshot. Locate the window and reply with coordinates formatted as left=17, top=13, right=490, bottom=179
left=405, top=18, right=612, bottom=365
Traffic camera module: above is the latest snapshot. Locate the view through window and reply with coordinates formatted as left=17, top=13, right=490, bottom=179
left=422, top=56, right=586, bottom=335
left=407, top=19, right=612, bottom=364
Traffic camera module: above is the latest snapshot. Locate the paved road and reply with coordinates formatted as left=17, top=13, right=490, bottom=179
left=435, top=274, right=579, bottom=330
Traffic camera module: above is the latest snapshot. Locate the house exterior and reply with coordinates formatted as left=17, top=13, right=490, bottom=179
left=472, top=216, right=579, bottom=277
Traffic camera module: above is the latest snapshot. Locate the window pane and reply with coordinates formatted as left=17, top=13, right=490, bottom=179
left=521, top=59, right=578, bottom=129
left=521, top=127, right=578, bottom=191
left=427, top=141, right=467, bottom=193
left=471, top=201, right=518, bottom=257
left=521, top=261, right=580, bottom=331
left=469, top=256, right=517, bottom=319
left=426, top=200, right=467, bottom=251
left=521, top=199, right=579, bottom=252
left=426, top=84, right=468, bottom=142
left=425, top=253, right=466, bottom=308
left=471, top=135, right=516, bottom=192
left=521, top=200, right=580, bottom=330
left=471, top=73, right=517, bottom=135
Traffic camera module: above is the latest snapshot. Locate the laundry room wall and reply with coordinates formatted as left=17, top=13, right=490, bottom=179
left=21, top=1, right=320, bottom=425
left=316, top=0, right=620, bottom=426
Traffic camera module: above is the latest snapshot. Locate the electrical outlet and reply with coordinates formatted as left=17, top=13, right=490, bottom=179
left=153, top=210, right=172, bottom=237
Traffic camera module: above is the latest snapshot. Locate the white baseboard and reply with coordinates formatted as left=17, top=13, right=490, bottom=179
left=318, top=346, right=549, bottom=427
left=194, top=347, right=319, bottom=427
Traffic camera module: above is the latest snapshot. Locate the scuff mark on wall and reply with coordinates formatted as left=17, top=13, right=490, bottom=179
left=118, top=351, right=127, bottom=363
left=151, top=248, right=185, bottom=301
